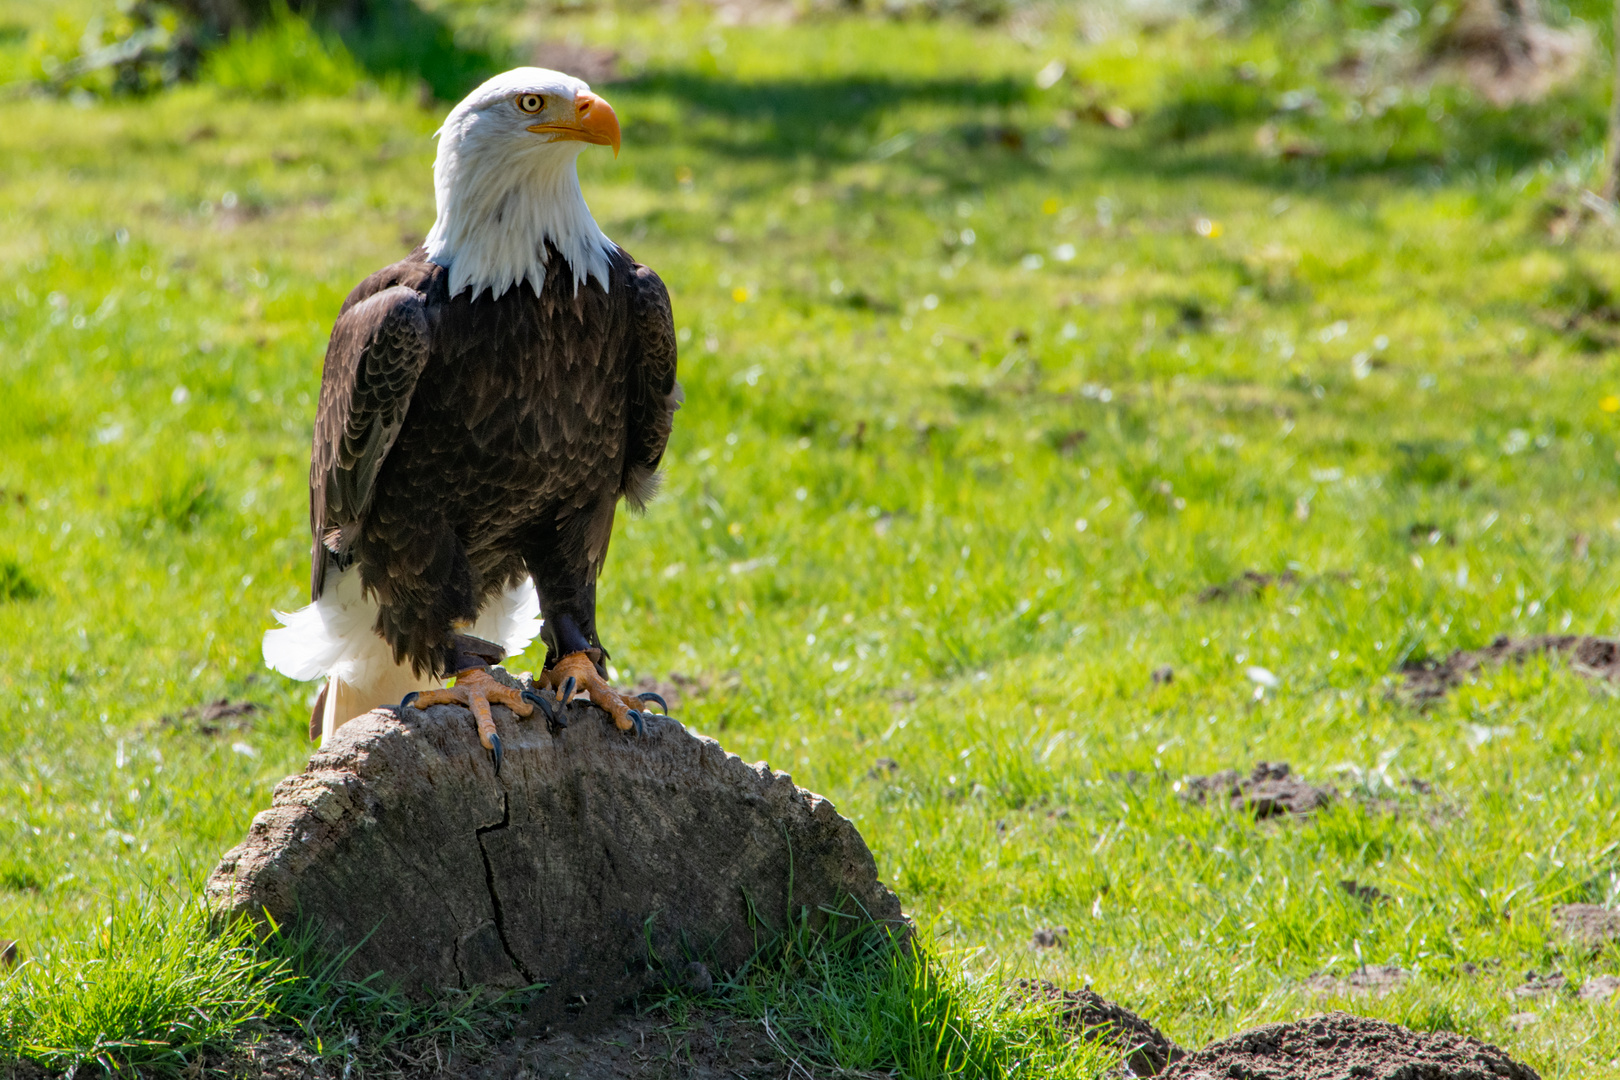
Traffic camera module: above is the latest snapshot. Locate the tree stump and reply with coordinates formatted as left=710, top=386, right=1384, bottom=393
left=206, top=670, right=905, bottom=1021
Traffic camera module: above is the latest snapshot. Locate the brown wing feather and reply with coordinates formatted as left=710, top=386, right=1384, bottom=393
left=310, top=285, right=432, bottom=599
left=620, top=261, right=681, bottom=511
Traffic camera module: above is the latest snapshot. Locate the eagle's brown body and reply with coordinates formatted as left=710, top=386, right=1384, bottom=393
left=311, top=243, right=679, bottom=680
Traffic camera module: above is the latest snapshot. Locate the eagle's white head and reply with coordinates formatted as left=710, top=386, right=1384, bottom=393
left=423, top=67, right=621, bottom=301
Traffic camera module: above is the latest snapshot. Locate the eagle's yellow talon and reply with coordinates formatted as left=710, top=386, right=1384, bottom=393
left=543, top=651, right=643, bottom=733
left=408, top=667, right=534, bottom=750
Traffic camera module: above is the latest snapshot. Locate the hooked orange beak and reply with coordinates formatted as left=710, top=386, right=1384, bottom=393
left=527, top=91, right=621, bottom=157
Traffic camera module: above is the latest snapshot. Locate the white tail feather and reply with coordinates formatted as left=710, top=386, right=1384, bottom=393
left=264, top=568, right=544, bottom=743
left=469, top=576, right=542, bottom=655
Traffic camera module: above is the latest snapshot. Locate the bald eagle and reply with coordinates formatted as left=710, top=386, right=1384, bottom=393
left=263, top=68, right=680, bottom=765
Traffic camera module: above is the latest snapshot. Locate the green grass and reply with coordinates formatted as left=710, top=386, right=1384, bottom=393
left=679, top=916, right=1121, bottom=1079
left=5, top=0, right=1620, bottom=1073
left=0, top=892, right=281, bottom=1073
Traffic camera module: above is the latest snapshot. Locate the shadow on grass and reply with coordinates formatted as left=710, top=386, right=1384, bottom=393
left=614, top=70, right=1035, bottom=163
left=1085, top=50, right=1604, bottom=192
left=322, top=0, right=506, bottom=101
left=306, top=0, right=1603, bottom=191
left=611, top=71, right=1599, bottom=196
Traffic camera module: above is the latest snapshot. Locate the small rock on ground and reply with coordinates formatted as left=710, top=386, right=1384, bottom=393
left=1016, top=979, right=1185, bottom=1077
left=1160, top=1011, right=1538, bottom=1080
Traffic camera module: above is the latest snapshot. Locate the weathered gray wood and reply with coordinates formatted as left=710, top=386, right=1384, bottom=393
left=207, top=670, right=905, bottom=1019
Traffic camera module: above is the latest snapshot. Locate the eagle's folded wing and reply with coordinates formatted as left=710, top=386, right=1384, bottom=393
left=620, top=262, right=681, bottom=511
left=310, top=285, right=433, bottom=599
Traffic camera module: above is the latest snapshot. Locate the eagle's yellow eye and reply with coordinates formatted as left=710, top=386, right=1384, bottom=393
left=516, top=93, right=544, bottom=114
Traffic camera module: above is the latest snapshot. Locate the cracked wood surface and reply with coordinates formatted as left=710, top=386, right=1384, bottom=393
left=206, top=669, right=905, bottom=1015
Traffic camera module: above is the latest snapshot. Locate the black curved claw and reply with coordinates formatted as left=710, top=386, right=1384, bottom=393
left=395, top=690, right=421, bottom=713
left=636, top=691, right=669, bottom=713
left=627, top=709, right=645, bottom=737
left=558, top=675, right=576, bottom=704
left=489, top=732, right=503, bottom=776
left=523, top=689, right=568, bottom=734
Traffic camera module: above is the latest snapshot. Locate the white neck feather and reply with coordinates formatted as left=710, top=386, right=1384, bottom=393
left=423, top=135, right=614, bottom=301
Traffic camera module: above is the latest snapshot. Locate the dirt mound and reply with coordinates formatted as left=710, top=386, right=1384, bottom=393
left=207, top=668, right=905, bottom=1014
left=1553, top=903, right=1620, bottom=945
left=1178, top=762, right=1336, bottom=818
left=1016, top=980, right=1185, bottom=1077
left=1400, top=634, right=1620, bottom=703
left=1161, top=1011, right=1538, bottom=1080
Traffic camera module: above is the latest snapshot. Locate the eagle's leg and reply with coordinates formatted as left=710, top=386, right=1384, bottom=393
left=540, top=651, right=650, bottom=734
left=523, top=507, right=664, bottom=735
left=410, top=666, right=535, bottom=770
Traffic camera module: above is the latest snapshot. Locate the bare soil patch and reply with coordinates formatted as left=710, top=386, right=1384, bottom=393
left=866, top=756, right=900, bottom=780
left=1197, top=570, right=1299, bottom=603
left=1160, top=1011, right=1538, bottom=1080
left=202, top=1011, right=793, bottom=1080
left=530, top=42, right=621, bottom=85
left=1553, top=903, right=1620, bottom=945
left=1510, top=971, right=1567, bottom=999
left=414, top=1012, right=789, bottom=1080
left=1426, top=0, right=1587, bottom=106
left=1301, top=965, right=1408, bottom=998
left=1400, top=634, right=1620, bottom=703
left=1337, top=879, right=1388, bottom=905
left=1015, top=980, right=1185, bottom=1077
left=155, top=697, right=260, bottom=736
left=1579, top=974, right=1620, bottom=1002
left=0, top=1061, right=51, bottom=1080
left=1178, top=762, right=1336, bottom=818
left=1030, top=925, right=1070, bottom=950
